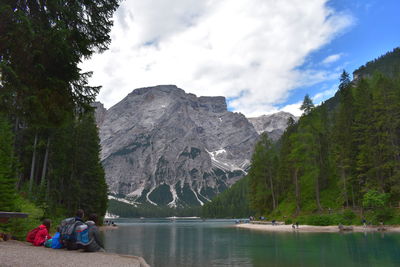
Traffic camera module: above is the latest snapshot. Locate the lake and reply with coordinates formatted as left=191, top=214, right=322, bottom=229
left=103, top=218, right=400, bottom=267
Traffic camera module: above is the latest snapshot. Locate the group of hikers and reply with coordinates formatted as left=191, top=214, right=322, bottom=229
left=26, top=209, right=104, bottom=252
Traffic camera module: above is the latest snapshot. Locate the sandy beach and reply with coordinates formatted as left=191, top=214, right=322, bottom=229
left=0, top=240, right=149, bottom=267
left=235, top=223, right=400, bottom=233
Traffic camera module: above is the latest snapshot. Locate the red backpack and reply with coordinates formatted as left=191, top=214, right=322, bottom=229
left=26, top=226, right=41, bottom=243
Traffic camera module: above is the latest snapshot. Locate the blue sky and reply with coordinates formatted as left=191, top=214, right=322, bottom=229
left=81, top=0, right=399, bottom=117
left=278, top=0, right=400, bottom=113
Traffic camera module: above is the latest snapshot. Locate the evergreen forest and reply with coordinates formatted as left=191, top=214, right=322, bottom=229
left=0, top=1, right=119, bottom=238
left=203, top=48, right=400, bottom=225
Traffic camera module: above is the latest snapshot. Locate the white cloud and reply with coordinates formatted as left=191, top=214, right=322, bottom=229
left=322, top=53, right=343, bottom=64
left=280, top=102, right=303, bottom=117
left=312, top=85, right=338, bottom=104
left=80, top=0, right=353, bottom=116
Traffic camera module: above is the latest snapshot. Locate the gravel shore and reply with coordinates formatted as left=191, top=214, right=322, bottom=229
left=0, top=240, right=149, bottom=267
left=236, top=223, right=400, bottom=233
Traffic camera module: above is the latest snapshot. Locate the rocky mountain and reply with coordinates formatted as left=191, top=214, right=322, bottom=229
left=95, top=85, right=295, bottom=208
left=248, top=111, right=298, bottom=141
left=92, top=102, right=107, bottom=126
left=97, top=85, right=259, bottom=207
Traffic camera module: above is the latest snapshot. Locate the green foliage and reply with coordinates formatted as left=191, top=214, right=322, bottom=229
left=0, top=114, right=17, bottom=211
left=306, top=215, right=337, bottom=226
left=1, top=196, right=44, bottom=240
left=300, top=94, right=314, bottom=115
left=354, top=48, right=400, bottom=79
left=284, top=218, right=293, bottom=225
left=248, top=133, right=278, bottom=215
left=342, top=209, right=356, bottom=222
left=202, top=176, right=253, bottom=218
left=362, top=190, right=389, bottom=209
left=0, top=1, right=120, bottom=125
left=149, top=184, right=174, bottom=205
left=46, top=111, right=108, bottom=217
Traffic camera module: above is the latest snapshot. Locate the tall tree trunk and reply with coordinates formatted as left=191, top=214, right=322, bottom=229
left=294, top=167, right=300, bottom=215
left=268, top=169, right=276, bottom=210
left=13, top=116, right=20, bottom=190
left=40, top=137, right=50, bottom=187
left=315, top=137, right=323, bottom=211
left=341, top=163, right=349, bottom=207
left=351, top=184, right=356, bottom=208
left=46, top=170, right=50, bottom=202
left=29, top=132, right=38, bottom=194
left=315, top=171, right=322, bottom=211
left=315, top=154, right=322, bottom=211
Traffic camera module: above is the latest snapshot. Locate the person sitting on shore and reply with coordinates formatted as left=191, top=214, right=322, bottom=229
left=27, top=219, right=52, bottom=246
left=63, top=209, right=85, bottom=250
left=84, top=213, right=105, bottom=252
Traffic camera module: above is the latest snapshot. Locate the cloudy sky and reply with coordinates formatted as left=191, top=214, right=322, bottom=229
left=80, top=0, right=400, bottom=117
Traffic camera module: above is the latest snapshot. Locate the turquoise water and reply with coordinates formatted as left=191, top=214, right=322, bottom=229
left=103, top=218, right=400, bottom=267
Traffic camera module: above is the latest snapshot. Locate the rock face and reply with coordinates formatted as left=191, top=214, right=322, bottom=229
left=92, top=102, right=107, bottom=127
left=248, top=111, right=298, bottom=141
left=98, top=85, right=258, bottom=207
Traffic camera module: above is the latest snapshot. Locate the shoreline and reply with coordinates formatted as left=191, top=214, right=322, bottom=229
left=235, top=223, right=400, bottom=233
left=99, top=225, right=119, bottom=231
left=0, top=240, right=149, bottom=267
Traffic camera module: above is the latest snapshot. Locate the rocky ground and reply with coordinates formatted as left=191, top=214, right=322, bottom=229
left=0, top=240, right=149, bottom=267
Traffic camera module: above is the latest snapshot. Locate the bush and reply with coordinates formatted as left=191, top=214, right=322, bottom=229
left=374, top=208, right=394, bottom=223
left=307, top=215, right=336, bottom=226
left=341, top=209, right=357, bottom=224
left=7, top=196, right=44, bottom=240
left=285, top=218, right=293, bottom=225
left=363, top=190, right=389, bottom=209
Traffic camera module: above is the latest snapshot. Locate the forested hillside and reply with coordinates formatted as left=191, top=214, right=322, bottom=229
left=202, top=176, right=253, bottom=218
left=203, top=48, right=400, bottom=224
left=0, top=1, right=119, bottom=237
left=354, top=48, right=400, bottom=80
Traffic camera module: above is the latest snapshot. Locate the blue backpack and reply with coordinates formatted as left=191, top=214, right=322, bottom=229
left=75, top=224, right=91, bottom=245
left=60, top=217, right=84, bottom=244
left=51, top=232, right=62, bottom=249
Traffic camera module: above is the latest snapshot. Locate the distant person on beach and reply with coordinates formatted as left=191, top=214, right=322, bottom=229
left=84, top=213, right=105, bottom=252
left=362, top=218, right=367, bottom=228
left=295, top=222, right=299, bottom=229
left=26, top=219, right=52, bottom=246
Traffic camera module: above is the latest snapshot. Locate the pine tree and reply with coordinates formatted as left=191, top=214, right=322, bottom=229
left=332, top=70, right=356, bottom=207
left=248, top=133, right=277, bottom=214
left=0, top=114, right=17, bottom=211
left=300, top=94, right=314, bottom=115
left=74, top=111, right=108, bottom=217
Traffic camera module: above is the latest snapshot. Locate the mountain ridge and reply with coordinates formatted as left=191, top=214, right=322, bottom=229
left=95, top=85, right=294, bottom=209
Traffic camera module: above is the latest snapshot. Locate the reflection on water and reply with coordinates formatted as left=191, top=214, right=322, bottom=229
left=102, top=219, right=400, bottom=267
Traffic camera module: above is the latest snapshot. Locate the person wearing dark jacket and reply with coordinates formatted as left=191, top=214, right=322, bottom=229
left=65, top=209, right=85, bottom=250
left=85, top=213, right=104, bottom=252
